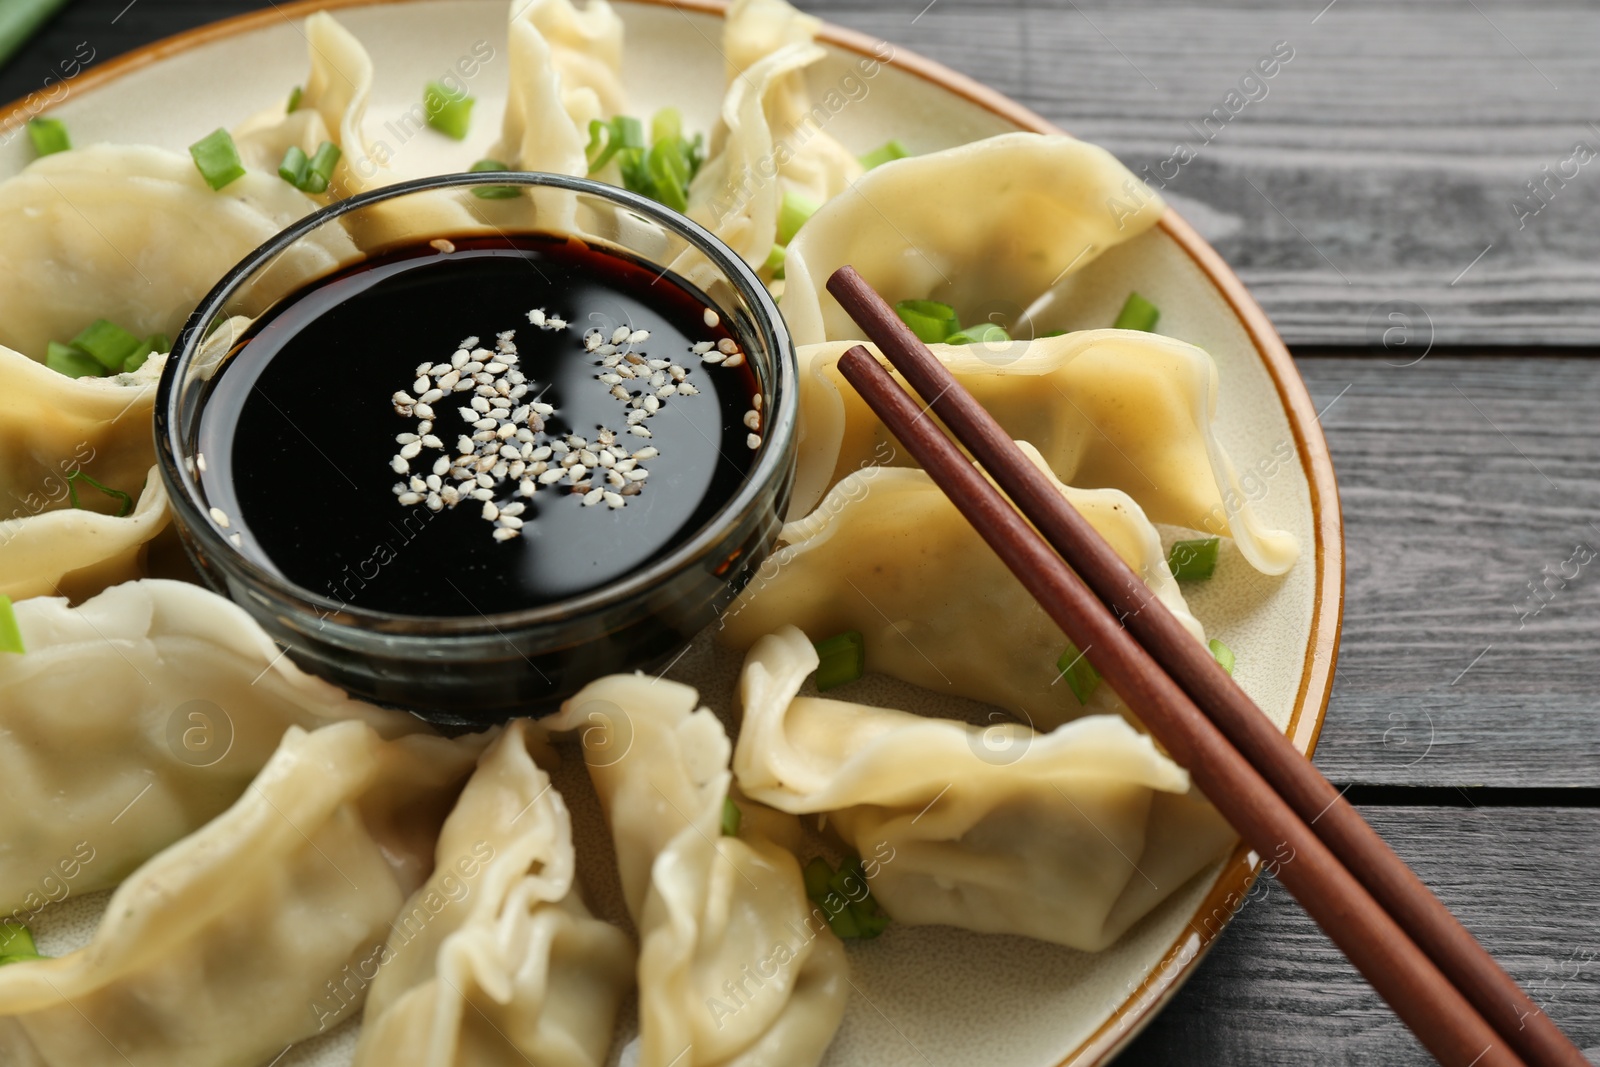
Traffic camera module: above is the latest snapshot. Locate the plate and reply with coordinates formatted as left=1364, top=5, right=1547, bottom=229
left=0, top=3, right=1344, bottom=1065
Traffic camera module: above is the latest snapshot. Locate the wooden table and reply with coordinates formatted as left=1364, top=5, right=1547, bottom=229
left=4, top=1, right=1596, bottom=1063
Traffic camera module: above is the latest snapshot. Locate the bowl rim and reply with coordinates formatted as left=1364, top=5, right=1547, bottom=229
left=152, top=168, right=799, bottom=634
left=0, top=3, right=1346, bottom=1064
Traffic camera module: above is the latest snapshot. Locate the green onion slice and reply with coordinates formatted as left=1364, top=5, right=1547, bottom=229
left=66, top=470, right=133, bottom=518
left=946, top=322, right=1011, bottom=346
left=1209, top=638, right=1236, bottom=676
left=0, top=597, right=23, bottom=655
left=764, top=244, right=787, bottom=279
left=26, top=117, right=70, bottom=157
left=814, top=630, right=865, bottom=691
left=803, top=855, right=890, bottom=940
left=894, top=299, right=959, bottom=344
left=1167, top=537, right=1220, bottom=581
left=0, top=922, right=41, bottom=963
left=585, top=115, right=644, bottom=174
left=721, top=796, right=742, bottom=837
left=423, top=81, right=475, bottom=140
left=46, top=341, right=102, bottom=379
left=121, top=333, right=169, bottom=375
left=1112, top=291, right=1160, bottom=332
left=468, top=158, right=520, bottom=199
left=188, top=128, right=247, bottom=190
left=777, top=189, right=820, bottom=245
left=302, top=140, right=342, bottom=194
left=802, top=856, right=833, bottom=900
left=859, top=139, right=910, bottom=170
left=286, top=85, right=303, bottom=113
left=1056, top=641, right=1101, bottom=705
left=277, top=145, right=310, bottom=189
left=71, top=319, right=142, bottom=372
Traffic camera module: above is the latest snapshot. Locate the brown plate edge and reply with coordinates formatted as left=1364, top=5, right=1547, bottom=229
left=0, top=3, right=1346, bottom=1065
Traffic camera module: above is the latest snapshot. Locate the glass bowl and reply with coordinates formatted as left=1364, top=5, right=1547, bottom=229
left=155, top=171, right=797, bottom=727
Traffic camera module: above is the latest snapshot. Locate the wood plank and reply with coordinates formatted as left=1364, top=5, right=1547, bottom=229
left=1125, top=805, right=1600, bottom=1064
left=1297, top=355, right=1600, bottom=787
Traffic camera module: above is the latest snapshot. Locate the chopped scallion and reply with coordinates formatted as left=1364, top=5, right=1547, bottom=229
left=188, top=128, right=246, bottom=190
left=946, top=322, right=1011, bottom=346
left=0, top=597, right=23, bottom=656
left=1112, top=291, right=1160, bottom=332
left=764, top=244, right=787, bottom=278
left=803, top=855, right=889, bottom=940
left=66, top=470, right=133, bottom=518
left=71, top=319, right=142, bottom=372
left=859, top=139, right=910, bottom=170
left=46, top=341, right=102, bottom=379
left=814, top=630, right=865, bottom=691
left=423, top=80, right=475, bottom=140
left=1209, top=638, right=1236, bottom=676
left=721, top=796, right=742, bottom=837
left=585, top=111, right=706, bottom=211
left=802, top=856, right=832, bottom=899
left=303, top=141, right=341, bottom=194
left=585, top=115, right=644, bottom=174
left=0, top=922, right=41, bottom=962
left=894, top=299, right=959, bottom=344
left=286, top=85, right=303, bottom=113
left=1056, top=641, right=1101, bottom=705
left=277, top=145, right=310, bottom=188
left=1168, top=537, right=1220, bottom=581
left=122, top=333, right=169, bottom=374
left=777, top=189, right=819, bottom=245
left=26, top=117, right=70, bottom=157
left=468, top=158, right=520, bottom=199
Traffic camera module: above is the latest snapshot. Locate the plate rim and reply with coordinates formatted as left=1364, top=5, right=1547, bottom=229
left=0, top=2, right=1346, bottom=1064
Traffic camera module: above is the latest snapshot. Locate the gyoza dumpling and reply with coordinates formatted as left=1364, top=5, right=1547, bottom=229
left=736, top=627, right=1238, bottom=950
left=0, top=467, right=169, bottom=601
left=720, top=444, right=1202, bottom=729
left=355, top=718, right=635, bottom=1067
left=0, top=580, right=430, bottom=916
left=543, top=674, right=849, bottom=1067
left=789, top=334, right=1299, bottom=574
left=0, top=719, right=481, bottom=1067
left=490, top=0, right=625, bottom=175
left=0, top=143, right=358, bottom=360
left=779, top=132, right=1165, bottom=346
left=683, top=0, right=862, bottom=274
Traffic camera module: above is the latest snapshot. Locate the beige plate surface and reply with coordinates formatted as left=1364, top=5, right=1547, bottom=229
left=0, top=3, right=1343, bottom=1065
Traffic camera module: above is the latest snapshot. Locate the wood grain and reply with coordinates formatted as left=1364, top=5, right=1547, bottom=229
left=1125, top=806, right=1600, bottom=1065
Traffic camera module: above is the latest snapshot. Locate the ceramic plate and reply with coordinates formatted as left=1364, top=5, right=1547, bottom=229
left=0, top=3, right=1343, bottom=1064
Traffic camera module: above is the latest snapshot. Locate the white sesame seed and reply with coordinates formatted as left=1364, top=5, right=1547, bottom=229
left=393, top=391, right=416, bottom=406
left=499, top=444, right=520, bottom=460
left=492, top=526, right=520, bottom=541
left=474, top=418, right=497, bottom=431
left=580, top=450, right=599, bottom=468
left=743, top=410, right=761, bottom=430
left=611, top=326, right=630, bottom=345
left=510, top=460, right=526, bottom=479
left=678, top=382, right=700, bottom=396
left=410, top=476, right=427, bottom=491
left=532, top=402, right=554, bottom=416
left=485, top=362, right=507, bottom=374
left=414, top=403, right=435, bottom=419
left=419, top=388, right=444, bottom=405
left=624, top=468, right=649, bottom=482
left=530, top=446, right=552, bottom=461
left=431, top=238, right=456, bottom=254
left=633, top=447, right=659, bottom=460
left=747, top=433, right=762, bottom=449
left=669, top=366, right=687, bottom=381
left=597, top=343, right=618, bottom=358
left=196, top=453, right=208, bottom=472
left=472, top=488, right=495, bottom=501
left=584, top=330, right=602, bottom=351
left=567, top=468, right=587, bottom=485
left=548, top=317, right=566, bottom=329
left=498, top=502, right=525, bottom=517
left=567, top=434, right=587, bottom=448
left=493, top=461, right=509, bottom=480
left=516, top=429, right=535, bottom=444
left=604, top=491, right=625, bottom=508
left=539, top=468, right=566, bottom=485
left=607, top=470, right=625, bottom=488
left=598, top=450, right=616, bottom=468
left=477, top=473, right=495, bottom=488
left=421, top=435, right=444, bottom=449
left=432, top=456, right=451, bottom=476
left=482, top=501, right=499, bottom=521
left=426, top=493, right=443, bottom=512
left=392, top=482, right=406, bottom=495
left=509, top=384, right=529, bottom=399
left=518, top=479, right=536, bottom=497
left=509, top=371, right=527, bottom=385
left=702, top=351, right=725, bottom=365
left=704, top=308, right=720, bottom=328
left=615, top=458, right=637, bottom=472
left=398, top=492, right=422, bottom=506
left=399, top=441, right=422, bottom=459
left=473, top=373, right=495, bottom=386
left=629, top=426, right=653, bottom=438
left=643, top=395, right=660, bottom=413
left=550, top=440, right=569, bottom=455
left=599, top=373, right=621, bottom=385
left=629, top=329, right=650, bottom=344
left=396, top=432, right=419, bottom=445
left=611, top=385, right=629, bottom=400
left=717, top=338, right=738, bottom=355
left=472, top=430, right=496, bottom=444
left=452, top=350, right=470, bottom=369
left=453, top=378, right=475, bottom=392
left=459, top=407, right=478, bottom=422
left=457, top=435, right=475, bottom=453
left=413, top=376, right=430, bottom=394
left=529, top=308, right=547, bottom=326
left=498, top=514, right=524, bottom=529
left=415, top=362, right=432, bottom=377
left=208, top=506, right=231, bottom=528
left=426, top=474, right=443, bottom=491
left=658, top=385, right=677, bottom=398
left=624, top=352, right=646, bottom=366
left=616, top=366, right=636, bottom=380
left=583, top=488, right=606, bottom=506
left=692, top=341, right=715, bottom=355
left=438, top=371, right=460, bottom=391
left=724, top=353, right=745, bottom=369
left=441, top=486, right=461, bottom=505
left=418, top=421, right=433, bottom=434
left=511, top=405, right=530, bottom=423
left=490, top=396, right=512, bottom=409
left=752, top=394, right=763, bottom=410
left=391, top=456, right=409, bottom=474
left=461, top=337, right=481, bottom=350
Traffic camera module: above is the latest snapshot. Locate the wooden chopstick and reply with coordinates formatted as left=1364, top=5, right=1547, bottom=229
left=824, top=288, right=1537, bottom=1067
left=824, top=266, right=1588, bottom=1067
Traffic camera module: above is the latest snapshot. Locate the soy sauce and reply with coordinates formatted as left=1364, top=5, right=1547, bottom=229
left=194, top=234, right=761, bottom=617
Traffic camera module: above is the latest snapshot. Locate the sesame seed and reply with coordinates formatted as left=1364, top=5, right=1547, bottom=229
left=437, top=370, right=460, bottom=391
left=473, top=373, right=494, bottom=386
left=415, top=362, right=432, bottom=377
left=628, top=425, right=653, bottom=438
left=633, top=447, right=659, bottom=460
left=396, top=432, right=420, bottom=445
left=477, top=472, right=495, bottom=488
left=500, top=502, right=526, bottom=517
left=511, top=405, right=531, bottom=423
left=583, top=488, right=606, bottom=506
left=599, top=373, right=621, bottom=385
left=452, top=350, right=470, bottom=369
left=615, top=458, right=637, bottom=472
left=474, top=418, right=497, bottom=431
left=441, top=486, right=461, bottom=505
left=658, top=385, right=677, bottom=398
left=432, top=456, right=451, bottom=476
left=743, top=410, right=761, bottom=430
left=604, top=491, right=625, bottom=508
left=425, top=493, right=443, bottom=511
left=490, top=396, right=512, bottom=409
left=611, top=326, right=630, bottom=345
left=550, top=441, right=569, bottom=454
left=752, top=394, right=763, bottom=410
left=692, top=341, right=715, bottom=355
left=493, top=527, right=520, bottom=542
left=418, top=421, right=433, bottom=434
left=532, top=402, right=554, bottom=415
left=419, top=388, right=444, bottom=404
left=414, top=403, right=435, bottom=419
left=624, top=352, right=646, bottom=365
left=393, top=391, right=416, bottom=406
left=702, top=352, right=725, bottom=365
left=643, top=396, right=660, bottom=413
left=629, top=329, right=650, bottom=343
left=747, top=433, right=762, bottom=450
left=426, top=474, right=443, bottom=492
left=548, top=317, right=567, bottom=329
left=397, top=441, right=421, bottom=459
left=723, top=353, right=745, bottom=368
left=431, top=238, right=456, bottom=254
left=611, top=385, right=629, bottom=400
left=472, top=488, right=494, bottom=501
left=518, top=479, right=536, bottom=497
left=413, top=376, right=430, bottom=394
left=421, top=435, right=444, bottom=449
left=649, top=371, right=667, bottom=388
left=499, top=515, right=525, bottom=530
left=584, top=331, right=602, bottom=351
left=704, top=308, right=720, bottom=328
left=458, top=407, right=478, bottom=422
left=229, top=532, right=243, bottom=547
left=457, top=435, right=475, bottom=452
left=509, top=460, right=526, bottom=479
left=678, top=383, right=700, bottom=396
left=669, top=366, right=687, bottom=381
left=391, top=456, right=409, bottom=474
left=598, top=451, right=616, bottom=468
left=209, top=506, right=232, bottom=528
left=410, top=476, right=427, bottom=491
left=529, top=308, right=547, bottom=326
left=621, top=482, right=642, bottom=496
left=492, top=461, right=509, bottom=480
left=485, top=362, right=507, bottom=374
left=530, top=446, right=552, bottom=461
left=717, top=338, right=738, bottom=355
left=482, top=501, right=499, bottom=521
left=539, top=468, right=566, bottom=484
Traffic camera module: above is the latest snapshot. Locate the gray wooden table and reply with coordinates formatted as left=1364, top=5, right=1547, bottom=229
left=4, top=1, right=1597, bottom=1063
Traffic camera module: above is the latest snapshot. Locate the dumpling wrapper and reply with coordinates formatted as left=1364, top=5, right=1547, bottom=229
left=0, top=719, right=482, bottom=1067
left=0, top=466, right=169, bottom=602
left=0, top=143, right=358, bottom=360
left=719, top=446, right=1203, bottom=730
left=543, top=674, right=849, bottom=1067
left=354, top=718, right=634, bottom=1067
left=779, top=132, right=1165, bottom=347
left=790, top=334, right=1300, bottom=574
left=0, top=580, right=431, bottom=915
left=736, top=627, right=1239, bottom=951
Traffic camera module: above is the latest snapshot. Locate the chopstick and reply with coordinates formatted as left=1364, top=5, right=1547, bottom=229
left=824, top=267, right=1584, bottom=1067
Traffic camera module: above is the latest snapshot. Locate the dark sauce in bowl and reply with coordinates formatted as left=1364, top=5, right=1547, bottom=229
left=195, top=234, right=763, bottom=619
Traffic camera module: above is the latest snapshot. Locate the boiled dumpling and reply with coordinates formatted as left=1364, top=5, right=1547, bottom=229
left=542, top=674, right=849, bottom=1067
left=719, top=444, right=1203, bottom=729
left=0, top=580, right=430, bottom=916
left=735, top=627, right=1239, bottom=950
left=354, top=718, right=635, bottom=1067
left=789, top=334, right=1299, bottom=574
left=0, top=467, right=169, bottom=602
left=0, top=719, right=481, bottom=1067
left=779, top=132, right=1165, bottom=346
left=0, top=143, right=358, bottom=360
